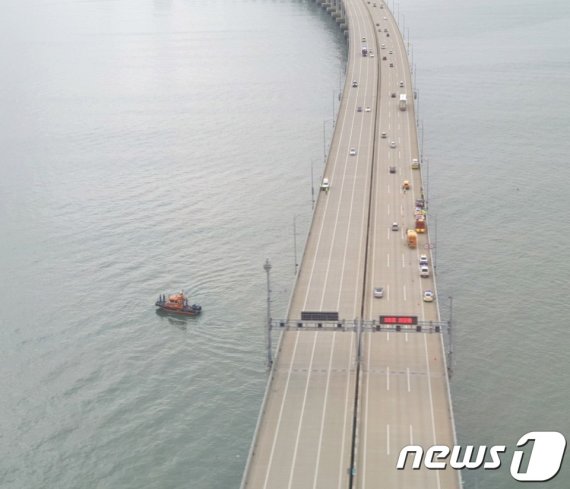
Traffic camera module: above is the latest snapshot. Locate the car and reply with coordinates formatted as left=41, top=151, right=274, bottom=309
left=352, top=80, right=358, bottom=87
left=402, top=180, right=410, bottom=189
left=370, top=52, right=375, bottom=57
left=389, top=62, right=394, bottom=67
left=381, top=131, right=387, bottom=138
left=390, top=141, right=396, bottom=148
left=380, top=4, right=384, bottom=7
left=389, top=50, right=393, bottom=54
left=391, top=92, right=396, bottom=98
left=423, top=290, right=435, bottom=302
left=389, top=165, right=396, bottom=173
left=373, top=287, right=384, bottom=298
left=365, top=107, right=371, bottom=112
left=349, top=148, right=357, bottom=156
left=382, top=56, right=387, bottom=60
left=419, top=254, right=428, bottom=266
left=386, top=33, right=390, bottom=37
left=376, top=22, right=380, bottom=26
left=373, top=3, right=377, bottom=6
left=399, top=80, right=404, bottom=87
left=320, top=178, right=330, bottom=191
left=384, top=28, right=388, bottom=32
left=411, top=158, right=420, bottom=169
left=391, top=222, right=399, bottom=231
left=420, top=265, right=429, bottom=277
left=362, top=37, right=367, bottom=42
left=357, top=106, right=363, bottom=112
left=383, top=16, right=387, bottom=20
left=381, top=44, right=386, bottom=49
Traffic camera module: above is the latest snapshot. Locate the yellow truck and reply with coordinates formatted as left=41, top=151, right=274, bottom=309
left=407, top=229, right=417, bottom=248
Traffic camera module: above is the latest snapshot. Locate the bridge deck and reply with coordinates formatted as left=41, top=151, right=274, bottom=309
left=241, top=0, right=460, bottom=488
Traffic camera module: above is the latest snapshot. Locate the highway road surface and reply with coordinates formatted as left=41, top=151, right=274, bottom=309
left=241, top=1, right=461, bottom=488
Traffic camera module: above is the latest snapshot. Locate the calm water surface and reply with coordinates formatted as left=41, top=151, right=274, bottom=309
left=0, top=0, right=568, bottom=488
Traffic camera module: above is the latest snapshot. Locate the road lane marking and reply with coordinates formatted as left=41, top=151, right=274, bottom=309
left=287, top=332, right=319, bottom=489
left=336, top=330, right=355, bottom=489
left=401, top=253, right=405, bottom=268
left=262, top=332, right=301, bottom=489
left=311, top=333, right=337, bottom=489
left=387, top=253, right=390, bottom=267
left=361, top=329, right=372, bottom=489
left=403, top=285, right=407, bottom=301
left=405, top=332, right=408, bottom=343
left=424, top=334, right=442, bottom=489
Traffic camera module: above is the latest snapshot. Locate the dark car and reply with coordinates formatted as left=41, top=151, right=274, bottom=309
left=389, top=166, right=396, bottom=174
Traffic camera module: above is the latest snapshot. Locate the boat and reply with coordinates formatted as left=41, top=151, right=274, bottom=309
left=155, top=292, right=202, bottom=316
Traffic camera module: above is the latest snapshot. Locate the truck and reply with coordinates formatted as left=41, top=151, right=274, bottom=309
left=406, top=229, right=417, bottom=248
left=361, top=46, right=368, bottom=57
left=415, top=217, right=426, bottom=233
left=399, top=93, right=407, bottom=110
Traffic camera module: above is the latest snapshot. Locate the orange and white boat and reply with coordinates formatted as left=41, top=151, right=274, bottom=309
left=155, top=292, right=202, bottom=316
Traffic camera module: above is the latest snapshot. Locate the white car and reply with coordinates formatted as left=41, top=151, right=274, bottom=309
left=370, top=52, right=375, bottom=57
left=365, top=107, right=371, bottom=112
left=362, top=37, right=367, bottom=42
left=391, top=222, right=399, bottom=231
left=389, top=50, right=393, bottom=54
left=419, top=254, right=428, bottom=266
left=390, top=141, right=396, bottom=148
left=399, top=80, right=404, bottom=87
left=423, top=290, right=435, bottom=302
left=381, top=131, right=387, bottom=138
left=349, top=148, right=357, bottom=156
left=420, top=265, right=429, bottom=278
left=373, top=287, right=384, bottom=298
left=320, top=178, right=330, bottom=190
left=352, top=80, right=358, bottom=87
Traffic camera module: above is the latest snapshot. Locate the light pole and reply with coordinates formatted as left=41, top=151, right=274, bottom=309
left=263, top=259, right=273, bottom=369
left=293, top=215, right=299, bottom=275
left=323, top=120, right=327, bottom=164
left=310, top=159, right=315, bottom=210
left=448, top=296, right=454, bottom=378
left=332, top=90, right=336, bottom=127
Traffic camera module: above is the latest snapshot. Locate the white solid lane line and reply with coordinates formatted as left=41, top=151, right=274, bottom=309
left=311, top=333, right=337, bottom=489
left=262, top=332, right=301, bottom=489
left=287, top=333, right=319, bottom=489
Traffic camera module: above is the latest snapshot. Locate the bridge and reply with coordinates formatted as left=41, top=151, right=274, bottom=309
left=240, top=1, right=461, bottom=488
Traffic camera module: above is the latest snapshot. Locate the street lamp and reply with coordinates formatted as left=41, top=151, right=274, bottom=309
left=263, top=259, right=273, bottom=368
